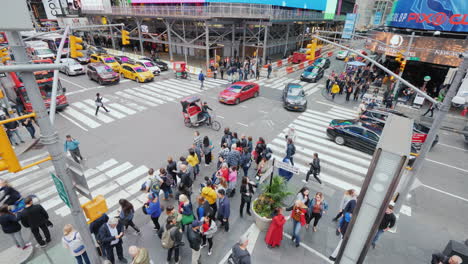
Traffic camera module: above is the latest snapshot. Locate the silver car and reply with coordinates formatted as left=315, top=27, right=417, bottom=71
left=60, top=58, right=85, bottom=76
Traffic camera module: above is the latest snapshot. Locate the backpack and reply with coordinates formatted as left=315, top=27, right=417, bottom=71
left=63, top=232, right=85, bottom=254
left=148, top=177, right=161, bottom=193
left=161, top=226, right=176, bottom=249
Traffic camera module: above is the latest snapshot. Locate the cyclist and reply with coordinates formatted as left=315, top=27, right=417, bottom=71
left=201, top=102, right=213, bottom=124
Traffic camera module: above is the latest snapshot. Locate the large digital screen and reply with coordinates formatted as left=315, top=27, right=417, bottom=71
left=130, top=0, right=326, bottom=10
left=366, top=31, right=466, bottom=67
left=387, top=0, right=468, bottom=32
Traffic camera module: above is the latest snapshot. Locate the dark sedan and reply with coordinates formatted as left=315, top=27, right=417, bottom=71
left=300, top=66, right=324, bottom=82
left=87, top=63, right=120, bottom=85
left=282, top=83, right=307, bottom=111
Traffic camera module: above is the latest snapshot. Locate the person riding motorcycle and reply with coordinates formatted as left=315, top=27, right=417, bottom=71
left=201, top=102, right=213, bottom=124
left=0, top=179, right=21, bottom=206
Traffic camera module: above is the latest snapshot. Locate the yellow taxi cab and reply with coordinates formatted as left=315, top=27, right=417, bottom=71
left=119, top=63, right=155, bottom=83
left=89, top=54, right=120, bottom=72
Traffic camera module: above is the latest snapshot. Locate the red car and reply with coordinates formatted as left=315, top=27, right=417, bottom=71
left=218, top=82, right=260, bottom=105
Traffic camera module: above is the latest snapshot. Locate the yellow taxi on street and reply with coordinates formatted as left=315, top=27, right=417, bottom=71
left=119, top=63, right=155, bottom=83
left=89, top=54, right=121, bottom=72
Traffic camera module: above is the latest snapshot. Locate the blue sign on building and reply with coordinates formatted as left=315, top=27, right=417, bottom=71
left=374, top=11, right=382, bottom=25
left=387, top=0, right=468, bottom=32
left=342, top=14, right=357, bottom=39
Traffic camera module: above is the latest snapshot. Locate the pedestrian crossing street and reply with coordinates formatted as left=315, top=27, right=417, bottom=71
left=0, top=154, right=152, bottom=220
left=60, top=78, right=230, bottom=131
left=267, top=103, right=370, bottom=192
left=247, top=76, right=325, bottom=96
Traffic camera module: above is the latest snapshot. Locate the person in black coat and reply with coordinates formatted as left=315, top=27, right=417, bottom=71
left=19, top=196, right=51, bottom=247
left=0, top=205, right=30, bottom=249
left=89, top=213, right=109, bottom=257
left=239, top=177, right=257, bottom=217
left=98, top=217, right=127, bottom=264
left=0, top=179, right=22, bottom=206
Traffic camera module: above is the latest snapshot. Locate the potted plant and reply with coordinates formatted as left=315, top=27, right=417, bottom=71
left=252, top=176, right=293, bottom=231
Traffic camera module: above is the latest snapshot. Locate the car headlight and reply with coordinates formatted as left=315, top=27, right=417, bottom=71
left=227, top=97, right=236, bottom=100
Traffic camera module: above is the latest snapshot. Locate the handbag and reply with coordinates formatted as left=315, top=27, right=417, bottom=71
left=242, top=195, right=252, bottom=203
left=181, top=214, right=195, bottom=225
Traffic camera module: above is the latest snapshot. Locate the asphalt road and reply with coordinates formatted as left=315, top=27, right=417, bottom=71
left=1, top=55, right=467, bottom=264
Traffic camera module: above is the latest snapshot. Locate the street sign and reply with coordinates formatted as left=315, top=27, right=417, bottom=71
left=412, top=133, right=427, bottom=143
left=408, top=57, right=420, bottom=61
left=66, top=157, right=92, bottom=200
left=50, top=172, right=71, bottom=208
left=275, top=160, right=300, bottom=174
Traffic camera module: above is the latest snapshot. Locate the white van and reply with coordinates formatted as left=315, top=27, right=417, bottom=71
left=25, top=41, right=56, bottom=60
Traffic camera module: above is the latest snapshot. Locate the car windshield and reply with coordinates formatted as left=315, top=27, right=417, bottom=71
left=143, top=61, right=155, bottom=67
left=134, top=67, right=147, bottom=72
left=36, top=49, right=54, bottom=55
left=311, top=68, right=320, bottom=74
left=287, top=87, right=303, bottom=99
left=305, top=66, right=314, bottom=72
left=226, top=85, right=242, bottom=93
left=97, top=66, right=113, bottom=73
left=64, top=59, right=78, bottom=65
left=103, top=57, right=115, bottom=63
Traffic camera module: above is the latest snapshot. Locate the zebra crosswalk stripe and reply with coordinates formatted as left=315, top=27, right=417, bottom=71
left=63, top=107, right=101, bottom=128
left=72, top=101, right=114, bottom=123
left=115, top=91, right=158, bottom=107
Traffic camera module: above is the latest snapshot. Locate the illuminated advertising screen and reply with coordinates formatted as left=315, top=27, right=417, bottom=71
left=366, top=31, right=466, bottom=67
left=130, top=0, right=326, bottom=10
left=387, top=0, right=468, bottom=32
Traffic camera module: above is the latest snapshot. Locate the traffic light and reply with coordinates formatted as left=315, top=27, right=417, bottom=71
left=101, top=17, right=107, bottom=25
left=121, top=30, right=130, bottom=45
left=0, top=48, right=10, bottom=63
left=0, top=127, right=21, bottom=172
left=395, top=51, right=404, bottom=63
left=305, top=39, right=317, bottom=61
left=69, top=35, right=83, bottom=58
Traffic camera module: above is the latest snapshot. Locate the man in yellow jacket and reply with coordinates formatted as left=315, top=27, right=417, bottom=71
left=201, top=181, right=218, bottom=218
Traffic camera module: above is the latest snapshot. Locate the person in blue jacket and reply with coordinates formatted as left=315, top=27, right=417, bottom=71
left=145, top=193, right=162, bottom=231
left=64, top=135, right=83, bottom=163
left=217, top=189, right=230, bottom=232
left=198, top=71, right=205, bottom=90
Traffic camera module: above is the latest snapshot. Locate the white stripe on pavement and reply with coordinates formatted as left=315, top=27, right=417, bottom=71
left=105, top=95, right=147, bottom=112
left=115, top=91, right=158, bottom=107
left=115, top=166, right=148, bottom=186
left=96, top=159, right=119, bottom=171
left=108, top=103, right=138, bottom=115
left=105, top=162, right=133, bottom=178
left=72, top=101, right=114, bottom=123
left=82, top=99, right=127, bottom=119
left=57, top=112, right=89, bottom=131
left=134, top=86, right=178, bottom=101
left=62, top=107, right=101, bottom=128
left=125, top=89, right=166, bottom=104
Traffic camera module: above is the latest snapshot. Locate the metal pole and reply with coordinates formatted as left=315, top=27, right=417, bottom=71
left=393, top=51, right=468, bottom=214
left=262, top=24, right=269, bottom=64
left=165, top=21, right=173, bottom=61
left=136, top=19, right=144, bottom=56
left=182, top=20, right=188, bottom=64
left=242, top=23, right=246, bottom=62
left=269, top=158, right=275, bottom=189
left=5, top=30, right=101, bottom=264
left=312, top=34, right=439, bottom=105
left=283, top=23, right=290, bottom=58
left=392, top=32, right=415, bottom=100
left=231, top=24, right=235, bottom=58
left=109, top=19, right=116, bottom=50
left=49, top=26, right=70, bottom=124
left=205, top=22, right=210, bottom=70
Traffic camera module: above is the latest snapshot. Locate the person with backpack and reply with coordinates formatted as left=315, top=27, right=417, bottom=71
left=142, top=168, right=162, bottom=196
left=217, top=189, right=230, bottom=232
left=254, top=137, right=266, bottom=166
left=118, top=199, right=140, bottom=234
left=186, top=220, right=203, bottom=264
left=144, top=193, right=162, bottom=231
left=229, top=235, right=251, bottom=264
left=198, top=71, right=205, bottom=90
left=285, top=138, right=296, bottom=166
left=240, top=148, right=252, bottom=177
left=62, top=224, right=91, bottom=264
left=179, top=194, right=195, bottom=232
left=178, top=164, right=193, bottom=200
left=160, top=168, right=173, bottom=200
left=201, top=181, right=217, bottom=218
left=187, top=148, right=200, bottom=180
left=226, top=144, right=241, bottom=168
left=220, top=127, right=232, bottom=148
left=196, top=196, right=213, bottom=221
left=158, top=216, right=183, bottom=264
left=0, top=205, right=31, bottom=250
left=201, top=214, right=217, bottom=256
left=218, top=143, right=230, bottom=168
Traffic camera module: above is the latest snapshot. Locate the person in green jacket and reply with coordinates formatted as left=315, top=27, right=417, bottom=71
left=128, top=246, right=151, bottom=264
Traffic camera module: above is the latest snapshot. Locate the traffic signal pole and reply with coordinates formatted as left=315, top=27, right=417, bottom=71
left=5, top=31, right=101, bottom=264
left=50, top=26, right=70, bottom=124
left=393, top=51, right=468, bottom=213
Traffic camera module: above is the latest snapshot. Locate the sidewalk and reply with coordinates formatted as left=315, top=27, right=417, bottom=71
left=0, top=245, right=34, bottom=264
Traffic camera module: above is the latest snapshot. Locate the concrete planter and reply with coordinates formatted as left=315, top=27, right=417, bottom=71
left=252, top=198, right=272, bottom=231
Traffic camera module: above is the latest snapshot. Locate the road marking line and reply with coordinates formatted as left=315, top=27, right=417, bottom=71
left=121, top=79, right=131, bottom=83
left=437, top=143, right=467, bottom=152
left=240, top=105, right=248, bottom=108
left=316, top=100, right=358, bottom=111
left=283, top=233, right=333, bottom=263
left=421, top=184, right=468, bottom=203
left=115, top=166, right=148, bottom=185
left=259, top=110, right=268, bottom=114
left=237, top=122, right=249, bottom=127
left=96, top=159, right=119, bottom=171
left=426, top=159, right=468, bottom=173
left=57, top=112, right=89, bottom=131
left=217, top=115, right=225, bottom=119
left=127, top=89, right=166, bottom=104
left=62, top=107, right=101, bottom=128
left=60, top=77, right=87, bottom=89
left=73, top=101, right=114, bottom=123
left=105, top=162, right=133, bottom=178
left=115, top=91, right=158, bottom=107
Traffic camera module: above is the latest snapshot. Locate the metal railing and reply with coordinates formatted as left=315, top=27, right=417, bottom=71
left=81, top=4, right=346, bottom=21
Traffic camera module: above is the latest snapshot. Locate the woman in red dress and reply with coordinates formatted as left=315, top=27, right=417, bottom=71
left=265, top=208, right=287, bottom=248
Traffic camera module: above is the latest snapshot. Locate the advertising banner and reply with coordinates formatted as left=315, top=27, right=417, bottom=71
left=366, top=31, right=466, bottom=67
left=130, top=0, right=326, bottom=10
left=374, top=11, right=382, bottom=25
left=342, top=14, right=357, bottom=39
left=387, top=0, right=468, bottom=32
left=42, top=0, right=68, bottom=20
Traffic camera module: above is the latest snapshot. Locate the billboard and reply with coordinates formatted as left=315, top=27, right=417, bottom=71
left=387, top=0, right=468, bottom=32
left=366, top=31, right=466, bottom=67
left=130, top=0, right=327, bottom=10
left=342, top=14, right=357, bottom=39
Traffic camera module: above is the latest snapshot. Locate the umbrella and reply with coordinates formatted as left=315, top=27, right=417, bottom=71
left=347, top=61, right=366, bottom=67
